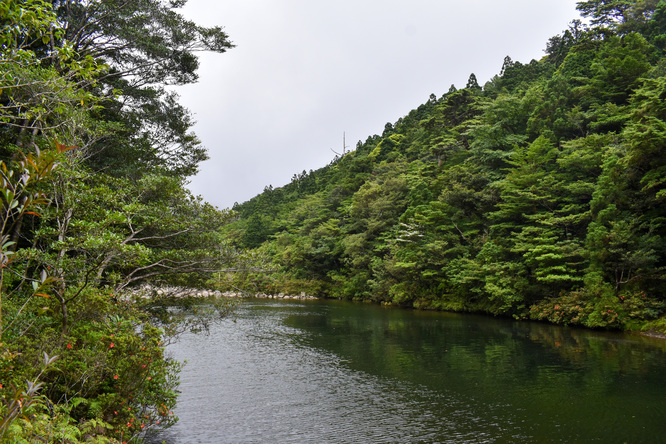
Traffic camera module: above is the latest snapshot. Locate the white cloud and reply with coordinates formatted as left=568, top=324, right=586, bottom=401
left=175, top=0, right=582, bottom=209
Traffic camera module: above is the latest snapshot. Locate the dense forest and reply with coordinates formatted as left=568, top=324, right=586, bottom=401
left=226, top=1, right=666, bottom=333
left=3, top=0, right=666, bottom=441
left=0, top=0, right=238, bottom=441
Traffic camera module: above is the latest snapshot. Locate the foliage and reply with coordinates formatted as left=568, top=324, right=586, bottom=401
left=50, top=0, right=234, bottom=178
left=1, top=1, right=239, bottom=441
left=227, top=2, right=666, bottom=332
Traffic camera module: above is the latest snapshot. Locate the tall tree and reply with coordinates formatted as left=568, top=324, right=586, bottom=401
left=0, top=0, right=104, bottom=151
left=577, top=0, right=662, bottom=34
left=49, top=0, right=235, bottom=177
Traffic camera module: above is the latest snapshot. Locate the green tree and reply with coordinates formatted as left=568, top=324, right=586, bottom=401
left=623, top=77, right=666, bottom=208
left=465, top=73, right=482, bottom=91
left=586, top=33, right=653, bottom=105
left=1, top=0, right=238, bottom=440
left=490, top=136, right=585, bottom=304
left=42, top=0, right=235, bottom=177
left=577, top=0, right=636, bottom=27
left=577, top=0, right=662, bottom=34
left=0, top=0, right=104, bottom=151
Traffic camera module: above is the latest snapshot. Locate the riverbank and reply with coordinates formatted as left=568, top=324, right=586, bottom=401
left=637, top=330, right=666, bottom=340
left=126, top=285, right=318, bottom=301
left=126, top=285, right=666, bottom=339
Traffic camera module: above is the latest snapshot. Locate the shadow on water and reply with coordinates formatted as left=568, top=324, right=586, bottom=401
left=150, top=299, right=666, bottom=443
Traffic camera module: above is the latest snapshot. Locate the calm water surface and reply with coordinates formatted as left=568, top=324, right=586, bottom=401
left=150, top=299, right=666, bottom=443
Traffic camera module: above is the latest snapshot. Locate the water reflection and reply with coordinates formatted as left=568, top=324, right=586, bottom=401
left=151, top=299, right=666, bottom=443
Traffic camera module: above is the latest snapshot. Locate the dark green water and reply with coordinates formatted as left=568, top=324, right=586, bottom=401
left=151, top=299, right=666, bottom=443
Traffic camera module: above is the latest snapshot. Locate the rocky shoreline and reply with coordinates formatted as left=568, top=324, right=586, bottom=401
left=124, top=286, right=666, bottom=339
left=127, top=285, right=318, bottom=301
left=636, top=330, right=666, bottom=340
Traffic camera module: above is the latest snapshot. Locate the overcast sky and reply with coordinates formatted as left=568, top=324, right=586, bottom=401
left=174, top=0, right=582, bottom=210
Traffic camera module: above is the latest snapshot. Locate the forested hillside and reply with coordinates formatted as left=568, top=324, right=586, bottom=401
left=1, top=1, right=237, bottom=441
left=226, top=0, right=666, bottom=332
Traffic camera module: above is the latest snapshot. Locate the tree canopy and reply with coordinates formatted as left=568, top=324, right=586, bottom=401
left=1, top=1, right=237, bottom=441
left=226, top=0, right=666, bottom=333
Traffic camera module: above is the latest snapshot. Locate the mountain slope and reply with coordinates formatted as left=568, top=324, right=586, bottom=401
left=224, top=1, right=666, bottom=331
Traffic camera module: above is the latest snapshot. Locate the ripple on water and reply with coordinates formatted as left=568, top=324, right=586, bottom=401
left=149, top=300, right=666, bottom=444
left=149, top=304, right=516, bottom=443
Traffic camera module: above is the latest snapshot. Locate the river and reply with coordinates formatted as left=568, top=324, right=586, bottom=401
left=149, top=299, right=666, bottom=443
